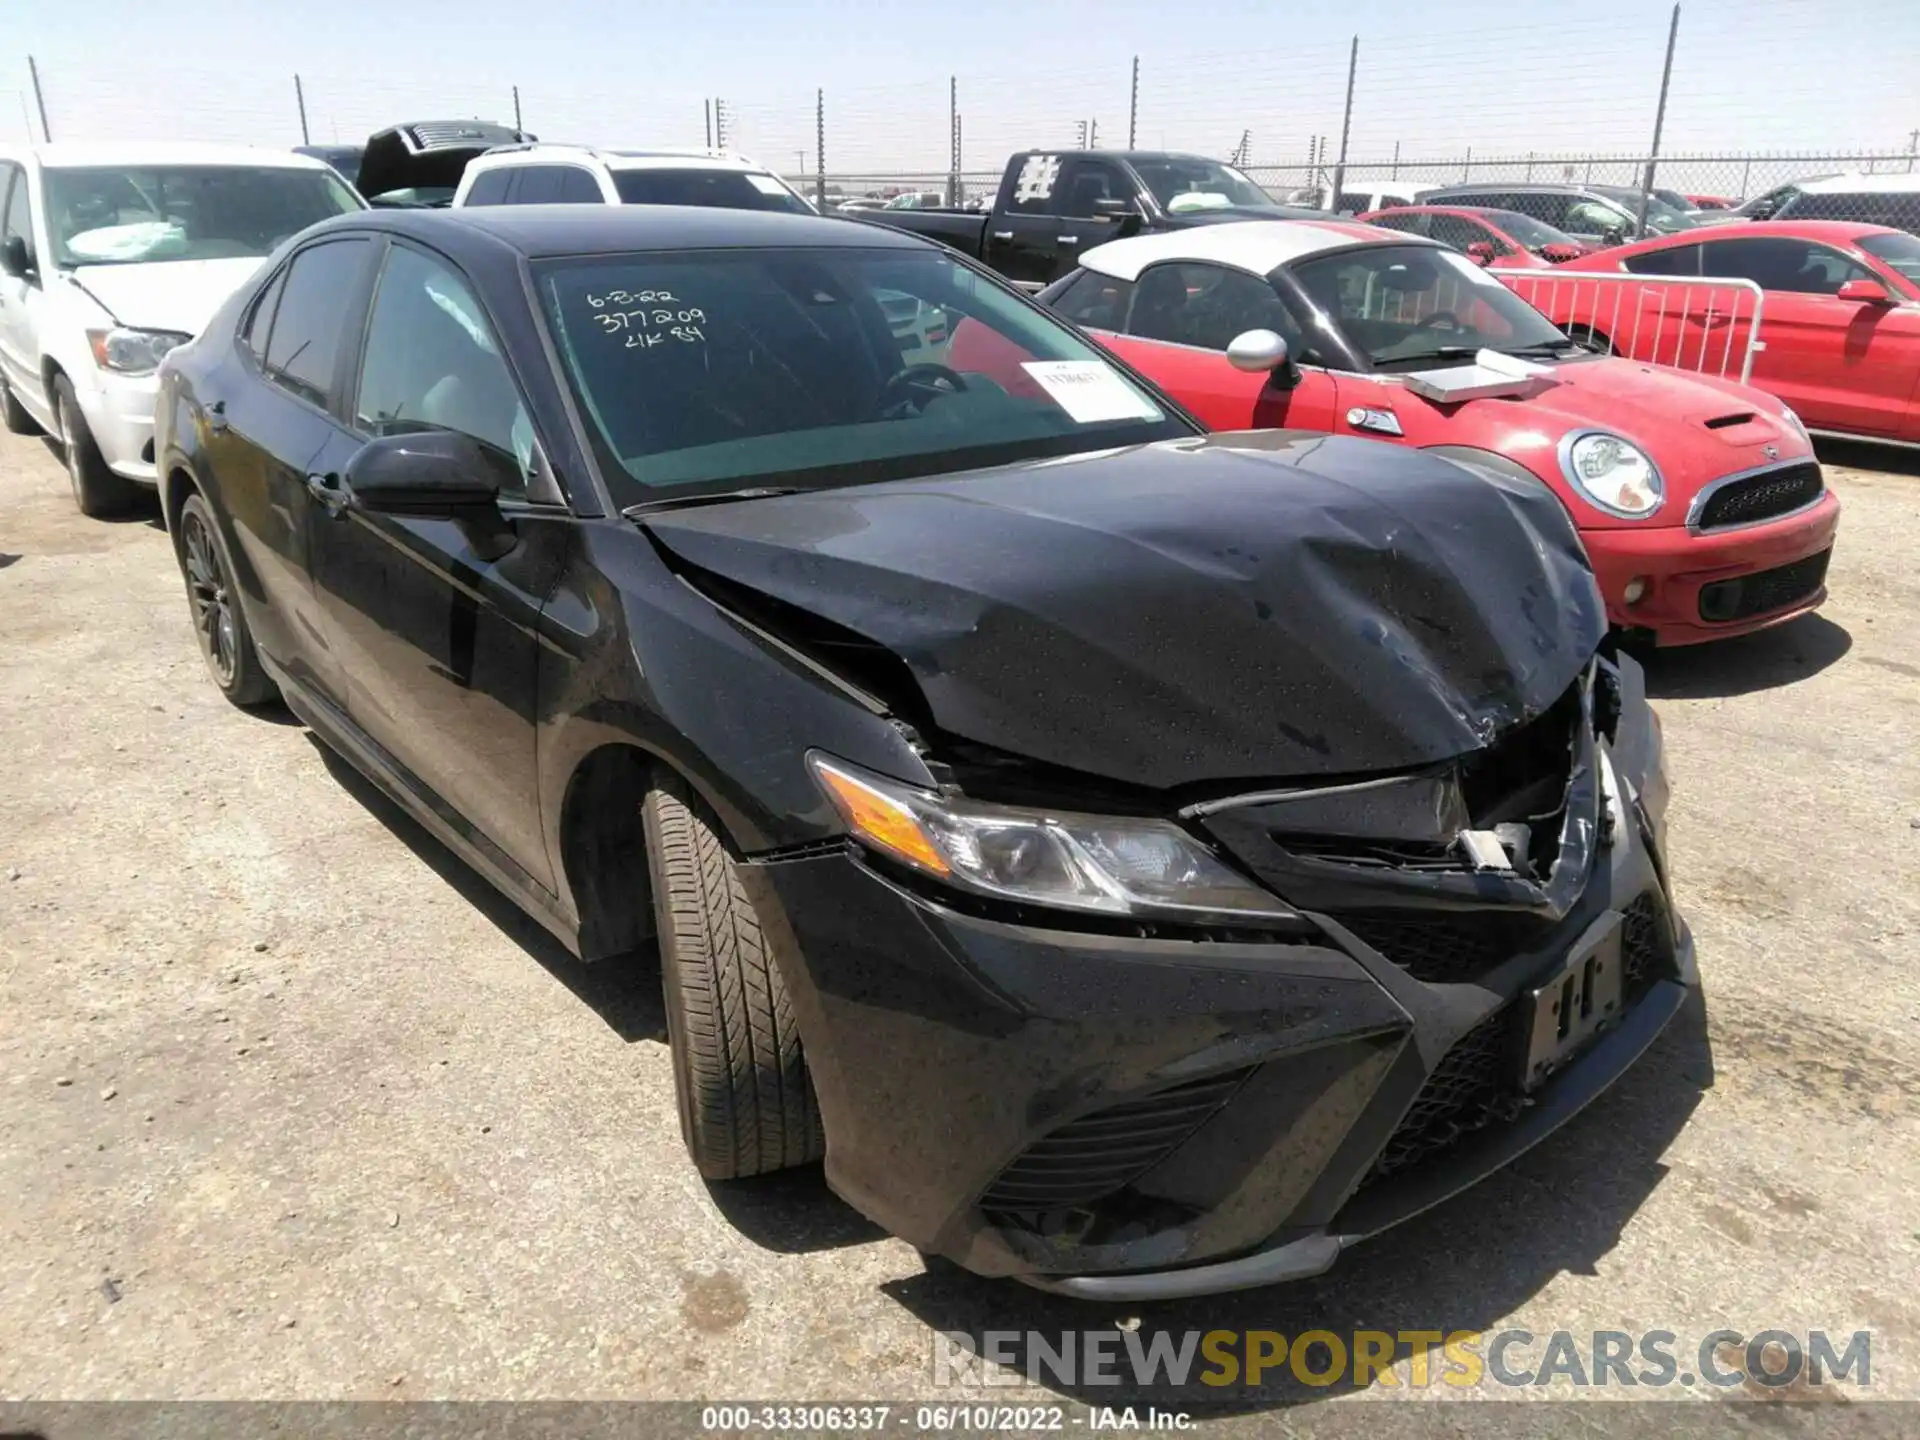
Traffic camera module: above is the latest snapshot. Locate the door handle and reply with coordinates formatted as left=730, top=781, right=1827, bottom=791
left=1057, top=235, right=1079, bottom=245
left=204, top=400, right=228, bottom=434
left=304, top=471, right=349, bottom=517
left=990, top=230, right=1014, bottom=241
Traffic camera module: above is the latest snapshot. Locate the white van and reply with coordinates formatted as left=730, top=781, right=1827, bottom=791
left=0, top=143, right=363, bottom=514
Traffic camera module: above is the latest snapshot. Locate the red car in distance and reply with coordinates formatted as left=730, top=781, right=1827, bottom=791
left=1359, top=205, right=1594, bottom=269
left=1024, top=220, right=1839, bottom=646
left=1686, top=195, right=1737, bottom=211
left=1537, top=221, right=1920, bottom=443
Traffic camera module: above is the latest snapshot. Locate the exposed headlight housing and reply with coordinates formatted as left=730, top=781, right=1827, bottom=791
left=86, top=327, right=190, bottom=376
left=808, top=754, right=1297, bottom=923
left=1778, top=405, right=1808, bottom=440
left=1559, top=431, right=1664, bottom=518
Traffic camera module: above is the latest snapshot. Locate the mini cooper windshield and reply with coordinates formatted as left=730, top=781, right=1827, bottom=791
left=535, top=247, right=1187, bottom=505
left=1292, top=243, right=1576, bottom=369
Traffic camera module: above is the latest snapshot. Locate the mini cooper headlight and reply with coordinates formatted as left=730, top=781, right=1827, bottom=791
left=1561, top=431, right=1664, bottom=517
left=808, top=754, right=1297, bottom=923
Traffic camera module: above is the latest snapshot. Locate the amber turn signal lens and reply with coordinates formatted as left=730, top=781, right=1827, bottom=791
left=812, top=759, right=951, bottom=876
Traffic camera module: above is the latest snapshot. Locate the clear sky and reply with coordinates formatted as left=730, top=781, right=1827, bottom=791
left=7, top=0, right=1917, bottom=181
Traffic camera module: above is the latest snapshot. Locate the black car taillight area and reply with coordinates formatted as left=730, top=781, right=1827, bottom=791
left=1694, top=462, right=1823, bottom=530
left=981, top=1067, right=1257, bottom=1215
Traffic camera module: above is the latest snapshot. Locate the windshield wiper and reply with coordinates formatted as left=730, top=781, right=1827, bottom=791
left=622, top=486, right=804, bottom=518
left=1502, top=341, right=1586, bottom=357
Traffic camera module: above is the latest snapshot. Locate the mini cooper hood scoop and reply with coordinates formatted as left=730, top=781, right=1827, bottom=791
left=643, top=432, right=1606, bottom=789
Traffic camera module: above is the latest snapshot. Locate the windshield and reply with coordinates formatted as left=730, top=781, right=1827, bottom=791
left=1859, top=231, right=1920, bottom=287
left=536, top=247, right=1186, bottom=506
left=43, top=165, right=362, bottom=266
left=1483, top=209, right=1581, bottom=249
left=1291, top=243, right=1571, bottom=369
left=611, top=169, right=811, bottom=213
left=1131, top=159, right=1274, bottom=213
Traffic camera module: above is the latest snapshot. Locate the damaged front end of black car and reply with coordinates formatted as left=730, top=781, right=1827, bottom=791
left=641, top=429, right=1692, bottom=1302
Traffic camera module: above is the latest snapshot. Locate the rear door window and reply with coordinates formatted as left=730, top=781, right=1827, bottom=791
left=1003, top=154, right=1065, bottom=215
left=463, top=168, right=516, bottom=206
left=1366, top=210, right=1429, bottom=237
left=554, top=168, right=604, bottom=203
left=241, top=267, right=287, bottom=360
left=261, top=237, right=376, bottom=410
left=1624, top=244, right=1703, bottom=277
left=508, top=166, right=569, bottom=205
left=1048, top=269, right=1133, bottom=330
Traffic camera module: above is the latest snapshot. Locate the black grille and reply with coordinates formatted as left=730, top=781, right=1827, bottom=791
left=980, top=1069, right=1255, bottom=1213
left=1697, top=547, right=1830, bottom=623
left=1695, top=463, right=1823, bottom=530
left=1369, top=1005, right=1521, bottom=1180
left=1333, top=910, right=1546, bottom=985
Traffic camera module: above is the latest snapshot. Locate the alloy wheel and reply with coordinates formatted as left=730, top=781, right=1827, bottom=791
left=181, top=512, right=238, bottom=687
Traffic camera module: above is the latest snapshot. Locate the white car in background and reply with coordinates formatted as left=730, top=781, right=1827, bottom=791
left=452, top=145, right=815, bottom=213
left=0, top=143, right=364, bottom=514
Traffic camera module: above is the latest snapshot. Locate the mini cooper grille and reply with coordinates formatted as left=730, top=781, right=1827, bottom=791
left=1369, top=1004, right=1521, bottom=1180
left=1695, top=463, right=1822, bottom=530
left=980, top=1068, right=1256, bottom=1214
left=1332, top=910, right=1547, bottom=985
left=1697, top=547, right=1830, bottom=623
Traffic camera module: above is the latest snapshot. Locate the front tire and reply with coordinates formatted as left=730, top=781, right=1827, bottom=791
left=644, top=775, right=825, bottom=1179
left=1, top=374, right=40, bottom=435
left=176, top=493, right=278, bottom=708
left=54, top=376, right=141, bottom=517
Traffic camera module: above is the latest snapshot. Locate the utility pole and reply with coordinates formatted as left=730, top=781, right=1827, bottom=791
left=1089, top=118, right=1098, bottom=149
left=1635, top=3, right=1681, bottom=240
left=704, top=99, right=712, bottom=149
left=1391, top=139, right=1400, bottom=180
left=1075, top=119, right=1088, bottom=149
left=512, top=85, right=523, bottom=134
left=1330, top=35, right=1358, bottom=212
left=797, top=151, right=806, bottom=174
left=294, top=74, right=310, bottom=145
left=27, top=55, right=51, bottom=142
left=814, top=89, right=825, bottom=209
left=1908, top=127, right=1917, bottom=173
left=1128, top=56, right=1139, bottom=150
left=948, top=76, right=958, bottom=205
left=714, top=98, right=730, bottom=150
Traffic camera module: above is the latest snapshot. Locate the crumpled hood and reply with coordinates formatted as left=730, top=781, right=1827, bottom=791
left=643, top=432, right=1605, bottom=790
left=68, top=258, right=267, bottom=335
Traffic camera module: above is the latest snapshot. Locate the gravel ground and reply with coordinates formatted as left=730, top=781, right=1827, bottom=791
left=1, top=427, right=1917, bottom=1423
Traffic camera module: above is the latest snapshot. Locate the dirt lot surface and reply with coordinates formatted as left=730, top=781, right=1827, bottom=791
left=2, top=426, right=1917, bottom=1426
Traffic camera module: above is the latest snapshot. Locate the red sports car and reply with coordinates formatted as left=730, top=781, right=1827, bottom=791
left=1358, top=204, right=1593, bottom=269
left=1532, top=221, right=1920, bottom=444
left=1020, top=220, right=1839, bottom=646
left=1686, top=195, right=1737, bottom=211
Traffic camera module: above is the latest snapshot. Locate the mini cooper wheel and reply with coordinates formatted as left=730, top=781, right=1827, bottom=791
left=53, top=377, right=142, bottom=517
left=644, top=773, right=825, bottom=1179
left=176, top=493, right=277, bottom=707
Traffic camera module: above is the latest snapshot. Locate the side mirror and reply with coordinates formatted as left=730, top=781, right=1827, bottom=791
left=1227, top=329, right=1295, bottom=387
left=1465, top=241, right=1495, bottom=266
left=1, top=235, right=32, bottom=279
left=344, top=429, right=504, bottom=515
left=1092, top=196, right=1136, bottom=219
left=1541, top=242, right=1585, bottom=264
left=1601, top=226, right=1627, bottom=248
left=1837, top=278, right=1892, bottom=304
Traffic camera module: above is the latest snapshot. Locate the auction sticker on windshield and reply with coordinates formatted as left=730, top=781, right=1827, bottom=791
left=1020, top=361, right=1162, bottom=424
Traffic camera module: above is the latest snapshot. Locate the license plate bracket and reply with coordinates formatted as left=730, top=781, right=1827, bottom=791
left=1520, top=914, right=1625, bottom=1091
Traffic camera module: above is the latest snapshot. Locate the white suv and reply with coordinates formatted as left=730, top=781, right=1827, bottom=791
left=452, top=145, right=814, bottom=214
left=0, top=143, right=364, bottom=514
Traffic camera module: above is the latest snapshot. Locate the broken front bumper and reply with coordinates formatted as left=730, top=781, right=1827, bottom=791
left=751, top=658, right=1689, bottom=1298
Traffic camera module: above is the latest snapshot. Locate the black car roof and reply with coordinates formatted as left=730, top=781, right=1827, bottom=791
left=308, top=203, right=931, bottom=260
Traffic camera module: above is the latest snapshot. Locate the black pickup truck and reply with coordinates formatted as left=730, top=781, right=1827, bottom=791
left=867, top=150, right=1325, bottom=288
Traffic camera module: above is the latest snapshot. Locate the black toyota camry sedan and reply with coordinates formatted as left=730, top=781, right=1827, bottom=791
left=153, top=204, right=1693, bottom=1299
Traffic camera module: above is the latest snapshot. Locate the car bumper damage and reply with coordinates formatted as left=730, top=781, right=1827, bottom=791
left=643, top=435, right=1689, bottom=1297
left=748, top=650, right=1685, bottom=1299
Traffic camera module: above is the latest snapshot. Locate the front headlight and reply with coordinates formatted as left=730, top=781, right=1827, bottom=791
left=1779, top=405, right=1808, bottom=440
left=86, top=327, right=191, bottom=376
left=808, top=754, right=1297, bottom=923
left=1560, top=431, right=1664, bottom=517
